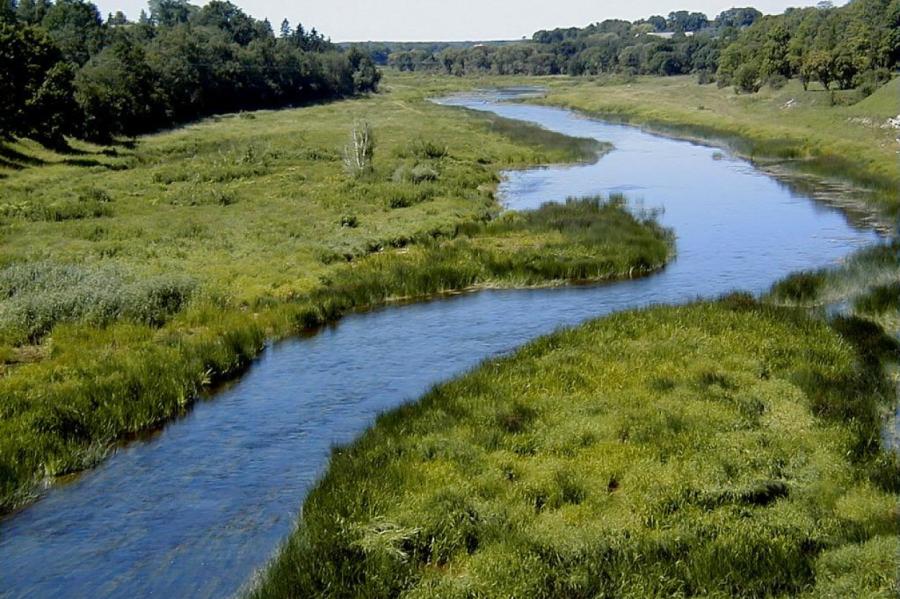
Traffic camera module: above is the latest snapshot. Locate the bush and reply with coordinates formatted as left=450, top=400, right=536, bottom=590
left=766, top=73, right=788, bottom=90
left=734, top=63, right=761, bottom=94
left=0, top=262, right=196, bottom=343
left=410, top=164, right=439, bottom=183
left=392, top=163, right=439, bottom=184
left=410, top=139, right=448, bottom=159
left=696, top=69, right=715, bottom=85
left=855, top=69, right=891, bottom=99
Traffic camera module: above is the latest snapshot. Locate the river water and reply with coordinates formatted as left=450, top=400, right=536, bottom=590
left=0, top=92, right=881, bottom=598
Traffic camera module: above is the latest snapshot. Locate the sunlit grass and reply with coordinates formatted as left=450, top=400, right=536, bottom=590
left=248, top=296, right=899, bottom=598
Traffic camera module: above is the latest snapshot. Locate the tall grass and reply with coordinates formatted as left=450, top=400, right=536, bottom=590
left=0, top=261, right=196, bottom=343
left=473, top=109, right=609, bottom=165
left=0, top=309, right=267, bottom=510
left=288, top=197, right=670, bottom=330
left=248, top=298, right=899, bottom=598
left=768, top=240, right=900, bottom=332
left=855, top=282, right=900, bottom=316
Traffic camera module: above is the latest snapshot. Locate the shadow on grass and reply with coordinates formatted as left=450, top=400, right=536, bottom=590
left=0, top=144, right=45, bottom=168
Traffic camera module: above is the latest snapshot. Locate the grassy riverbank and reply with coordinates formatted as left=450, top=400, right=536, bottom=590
left=249, top=296, right=899, bottom=598
left=770, top=240, right=900, bottom=334
left=533, top=75, right=900, bottom=219
left=0, top=82, right=670, bottom=513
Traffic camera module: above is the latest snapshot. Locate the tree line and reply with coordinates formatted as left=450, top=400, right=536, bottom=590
left=0, top=0, right=380, bottom=144
left=375, top=0, right=898, bottom=93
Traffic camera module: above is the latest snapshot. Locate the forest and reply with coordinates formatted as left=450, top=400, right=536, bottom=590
left=380, top=0, right=898, bottom=93
left=0, top=0, right=380, bottom=144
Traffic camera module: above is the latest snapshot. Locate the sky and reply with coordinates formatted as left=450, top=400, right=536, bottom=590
left=94, top=0, right=835, bottom=42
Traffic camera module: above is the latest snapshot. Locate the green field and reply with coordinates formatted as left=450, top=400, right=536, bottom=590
left=249, top=297, right=899, bottom=598
left=0, top=79, right=670, bottom=512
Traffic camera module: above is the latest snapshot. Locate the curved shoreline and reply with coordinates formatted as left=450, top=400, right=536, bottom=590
left=0, top=90, right=884, bottom=592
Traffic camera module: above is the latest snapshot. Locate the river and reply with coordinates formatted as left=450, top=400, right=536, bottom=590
left=0, top=91, right=881, bottom=598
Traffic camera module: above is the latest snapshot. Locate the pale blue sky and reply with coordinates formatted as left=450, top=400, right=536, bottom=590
left=95, top=0, right=836, bottom=41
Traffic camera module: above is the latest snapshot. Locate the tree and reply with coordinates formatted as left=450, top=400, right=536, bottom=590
left=346, top=47, right=380, bottom=92
left=194, top=1, right=257, bottom=45
left=279, top=18, right=291, bottom=38
left=831, top=47, right=857, bottom=89
left=803, top=50, right=834, bottom=89
left=107, top=11, right=128, bottom=26
left=75, top=35, right=163, bottom=139
left=343, top=121, right=374, bottom=177
left=0, top=21, right=78, bottom=141
left=0, top=0, right=14, bottom=23
left=16, top=0, right=50, bottom=24
left=149, top=0, right=192, bottom=27
left=715, top=7, right=762, bottom=29
left=27, top=61, right=78, bottom=144
left=41, top=0, right=104, bottom=65
left=647, top=15, right=666, bottom=32
left=760, top=23, right=791, bottom=78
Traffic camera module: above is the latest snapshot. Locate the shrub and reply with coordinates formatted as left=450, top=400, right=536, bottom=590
left=855, top=69, right=891, bottom=99
left=0, top=262, right=196, bottom=343
left=410, top=164, right=439, bottom=183
left=410, top=139, right=448, bottom=159
left=734, top=63, right=761, bottom=94
left=696, top=69, right=715, bottom=85
left=766, top=73, right=788, bottom=90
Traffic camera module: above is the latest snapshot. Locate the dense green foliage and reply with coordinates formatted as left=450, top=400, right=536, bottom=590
left=375, top=0, right=897, bottom=97
left=716, top=0, right=899, bottom=92
left=0, top=0, right=380, bottom=143
left=378, top=10, right=756, bottom=77
left=249, top=297, right=899, bottom=598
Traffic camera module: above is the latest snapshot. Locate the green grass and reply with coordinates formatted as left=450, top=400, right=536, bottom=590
left=297, top=196, right=671, bottom=316
left=0, top=79, right=669, bottom=513
left=248, top=296, right=899, bottom=598
left=769, top=240, right=900, bottom=333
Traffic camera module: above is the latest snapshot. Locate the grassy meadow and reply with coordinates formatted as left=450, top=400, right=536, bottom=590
left=0, top=79, right=671, bottom=512
left=249, top=297, right=899, bottom=598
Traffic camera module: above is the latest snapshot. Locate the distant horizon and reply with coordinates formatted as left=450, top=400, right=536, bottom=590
left=92, top=0, right=846, bottom=43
